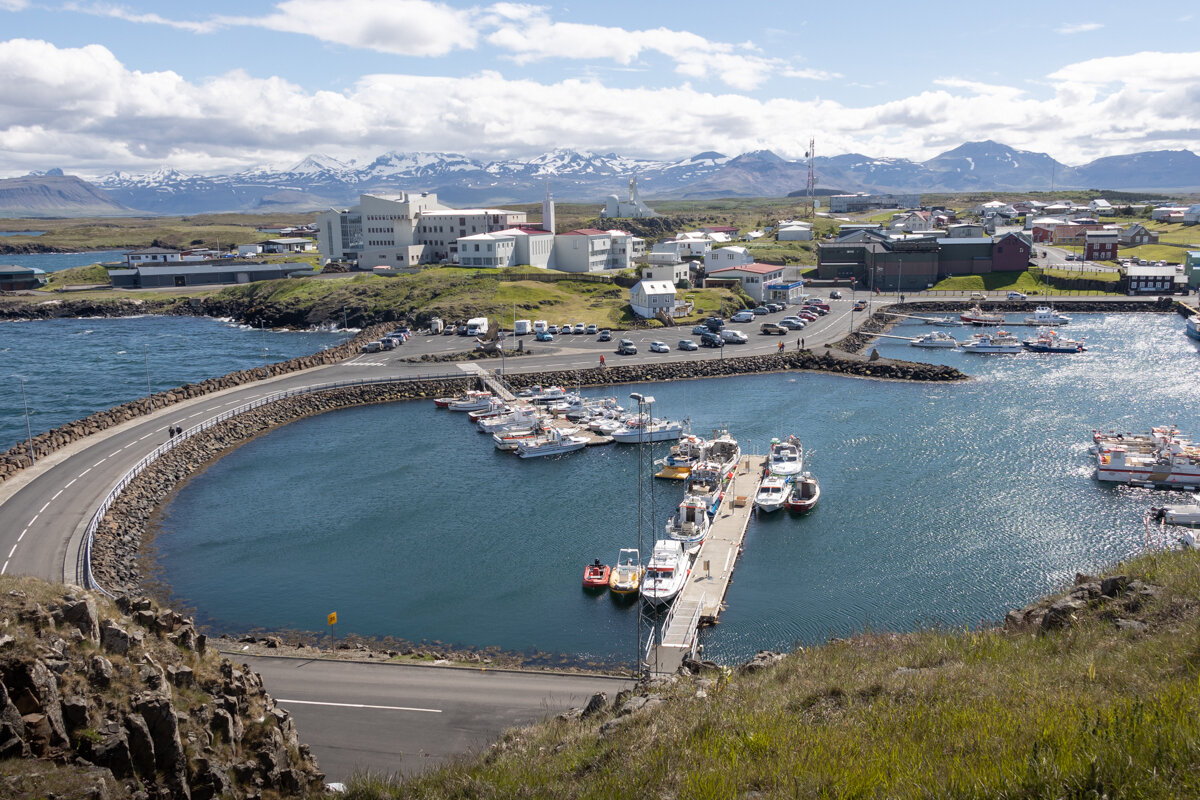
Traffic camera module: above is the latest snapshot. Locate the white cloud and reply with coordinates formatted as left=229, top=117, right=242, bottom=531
left=781, top=67, right=841, bottom=81
left=65, top=3, right=218, bottom=33
left=1, top=41, right=1198, bottom=177
left=1056, top=22, right=1103, bottom=34
left=0, top=0, right=29, bottom=10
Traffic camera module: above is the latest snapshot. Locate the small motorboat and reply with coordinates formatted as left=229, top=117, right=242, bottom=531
left=910, top=331, right=959, bottom=348
left=767, top=436, right=804, bottom=477
left=516, top=427, right=588, bottom=458
left=705, top=429, right=742, bottom=472
left=923, top=315, right=964, bottom=327
left=1024, top=306, right=1071, bottom=326
left=639, top=539, right=691, bottom=606
left=785, top=472, right=820, bottom=513
left=1151, top=505, right=1200, bottom=528
left=447, top=391, right=495, bottom=412
left=755, top=475, right=791, bottom=513
left=959, top=331, right=1021, bottom=353
left=665, top=494, right=712, bottom=554
left=960, top=305, right=1005, bottom=326
left=582, top=559, right=611, bottom=589
left=609, top=548, right=643, bottom=595
left=1021, top=327, right=1085, bottom=353
left=665, top=434, right=707, bottom=469
left=611, top=415, right=685, bottom=443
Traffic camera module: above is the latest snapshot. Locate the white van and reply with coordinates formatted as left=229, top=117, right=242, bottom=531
left=533, top=320, right=548, bottom=334
left=720, top=329, right=748, bottom=344
left=466, top=317, right=489, bottom=336
left=514, top=319, right=532, bottom=335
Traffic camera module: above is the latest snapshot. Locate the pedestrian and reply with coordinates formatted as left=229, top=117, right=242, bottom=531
left=801, top=337, right=805, bottom=349
left=777, top=340, right=784, bottom=352
left=796, top=338, right=801, bottom=351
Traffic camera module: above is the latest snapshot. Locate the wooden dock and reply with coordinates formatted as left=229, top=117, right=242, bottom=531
left=648, top=454, right=765, bottom=674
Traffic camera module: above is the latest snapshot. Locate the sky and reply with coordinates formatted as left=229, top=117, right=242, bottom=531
left=0, top=0, right=1198, bottom=178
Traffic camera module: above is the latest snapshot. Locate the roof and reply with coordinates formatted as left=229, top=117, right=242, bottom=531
left=707, top=263, right=785, bottom=276
left=633, top=280, right=675, bottom=294
left=936, top=237, right=994, bottom=246
left=1125, top=265, right=1177, bottom=277
left=267, top=237, right=312, bottom=245
left=123, top=263, right=306, bottom=277
left=0, top=264, right=46, bottom=276
left=127, top=246, right=179, bottom=255
left=493, top=226, right=554, bottom=236
left=561, top=228, right=609, bottom=236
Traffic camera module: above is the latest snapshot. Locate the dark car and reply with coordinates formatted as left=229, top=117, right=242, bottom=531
left=752, top=307, right=769, bottom=316
left=705, top=317, right=725, bottom=331
left=617, top=338, right=637, bottom=355
left=766, top=303, right=784, bottom=313
left=700, top=331, right=724, bottom=347
left=598, top=329, right=612, bottom=342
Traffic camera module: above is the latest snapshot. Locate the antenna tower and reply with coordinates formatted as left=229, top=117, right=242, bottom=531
left=806, top=136, right=816, bottom=219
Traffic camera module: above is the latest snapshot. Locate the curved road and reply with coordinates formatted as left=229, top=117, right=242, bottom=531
left=0, top=291, right=1148, bottom=778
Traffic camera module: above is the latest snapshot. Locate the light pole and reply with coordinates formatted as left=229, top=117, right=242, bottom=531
left=20, top=378, right=34, bottom=466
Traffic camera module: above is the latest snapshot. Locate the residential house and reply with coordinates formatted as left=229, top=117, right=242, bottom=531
left=1119, top=224, right=1160, bottom=246
left=946, top=223, right=985, bottom=238
left=992, top=232, right=1032, bottom=271
left=674, top=232, right=714, bottom=258
left=641, top=262, right=692, bottom=285
left=1089, top=199, right=1115, bottom=216
left=705, top=262, right=786, bottom=302
left=1152, top=206, right=1189, bottom=221
left=702, top=225, right=739, bottom=238
left=629, top=279, right=677, bottom=318
left=890, top=211, right=933, bottom=232
left=262, top=237, right=315, bottom=254
left=705, top=246, right=754, bottom=272
left=1084, top=229, right=1119, bottom=262
left=124, top=247, right=181, bottom=267
left=1122, top=264, right=1180, bottom=295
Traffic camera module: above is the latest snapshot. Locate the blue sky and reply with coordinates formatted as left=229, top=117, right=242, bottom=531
left=1, top=1, right=1197, bottom=177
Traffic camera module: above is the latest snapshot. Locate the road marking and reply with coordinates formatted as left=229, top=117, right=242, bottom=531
left=7, top=545, right=16, bottom=558
left=205, top=405, right=220, bottom=411
left=93, top=458, right=106, bottom=467
left=109, top=450, right=122, bottom=458
left=79, top=468, right=91, bottom=477
left=1, top=561, right=7, bottom=574
left=156, top=425, right=170, bottom=432
left=39, top=501, right=50, bottom=513
left=65, top=478, right=76, bottom=488
left=276, top=698, right=442, bottom=714
left=139, top=433, right=154, bottom=440
left=52, top=489, right=63, bottom=500
left=188, top=412, right=203, bottom=418
left=124, top=443, right=136, bottom=449
left=18, top=528, right=28, bottom=541
left=28, top=514, right=38, bottom=525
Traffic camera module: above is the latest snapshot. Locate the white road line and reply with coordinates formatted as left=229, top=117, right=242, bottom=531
left=124, top=443, right=136, bottom=449
left=109, top=450, right=122, bottom=458
left=276, top=698, right=441, bottom=714
left=79, top=468, right=91, bottom=477
left=139, top=433, right=154, bottom=440
left=52, top=489, right=63, bottom=500
left=39, top=501, right=50, bottom=513
left=7, top=545, right=16, bottom=558
left=18, top=528, right=28, bottom=541
left=1, top=561, right=7, bottom=574
left=205, top=405, right=220, bottom=411
left=28, top=514, right=39, bottom=525
left=93, top=458, right=106, bottom=467
left=188, top=412, right=203, bottom=418
left=65, top=478, right=76, bottom=488
left=156, top=425, right=170, bottom=432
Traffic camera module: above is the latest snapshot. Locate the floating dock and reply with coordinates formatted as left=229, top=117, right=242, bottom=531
left=648, top=454, right=765, bottom=674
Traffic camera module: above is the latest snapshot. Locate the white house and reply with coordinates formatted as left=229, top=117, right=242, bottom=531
left=492, top=227, right=556, bottom=268
left=125, top=247, right=181, bottom=267
left=1089, top=199, right=1115, bottom=216
left=1152, top=205, right=1189, bottom=221
left=890, top=211, right=933, bottom=232
left=629, top=280, right=677, bottom=318
left=237, top=244, right=263, bottom=257
left=641, top=262, right=691, bottom=285
left=456, top=232, right=517, bottom=268
left=1185, top=204, right=1200, bottom=225
left=674, top=232, right=712, bottom=258
left=777, top=222, right=813, bottom=241
left=705, top=263, right=786, bottom=303
left=554, top=229, right=612, bottom=273
left=605, top=230, right=645, bottom=269
left=705, top=245, right=754, bottom=272
left=263, top=237, right=316, bottom=254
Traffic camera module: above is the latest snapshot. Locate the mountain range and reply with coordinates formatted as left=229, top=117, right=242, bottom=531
left=4, top=141, right=1200, bottom=217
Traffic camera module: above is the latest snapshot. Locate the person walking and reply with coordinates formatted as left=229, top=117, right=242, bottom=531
left=796, top=338, right=801, bottom=351
left=777, top=340, right=784, bottom=352
left=801, top=337, right=805, bottom=349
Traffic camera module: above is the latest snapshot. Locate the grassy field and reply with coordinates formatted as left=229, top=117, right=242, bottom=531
left=349, top=547, right=1200, bottom=799
left=0, top=213, right=313, bottom=251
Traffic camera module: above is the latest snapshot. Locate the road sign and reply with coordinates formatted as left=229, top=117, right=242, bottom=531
left=327, top=612, right=338, bottom=626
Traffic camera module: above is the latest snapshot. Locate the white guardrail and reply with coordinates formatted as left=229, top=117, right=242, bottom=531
left=79, top=372, right=466, bottom=596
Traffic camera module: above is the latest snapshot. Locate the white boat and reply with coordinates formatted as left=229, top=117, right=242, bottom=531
left=1092, top=426, right=1190, bottom=454
left=518, top=385, right=569, bottom=404
left=611, top=416, right=684, bottom=443
left=923, top=315, right=964, bottom=327
left=446, top=391, right=495, bottom=412
left=492, top=427, right=539, bottom=451
left=1151, top=505, right=1200, bottom=528
left=684, top=461, right=728, bottom=517
left=1096, top=429, right=1200, bottom=488
left=1187, top=316, right=1200, bottom=342
left=910, top=331, right=959, bottom=348
left=1021, top=327, right=1085, bottom=353
left=639, top=539, right=691, bottom=606
left=664, top=494, right=712, bottom=554
left=516, top=427, right=589, bottom=459
left=767, top=436, right=804, bottom=477
left=705, top=430, right=742, bottom=472
left=960, top=305, right=1005, bottom=326
left=1024, top=306, right=1072, bottom=326
left=959, top=331, right=1021, bottom=353
left=754, top=475, right=791, bottom=513
left=478, top=406, right=542, bottom=433
left=665, top=434, right=707, bottom=469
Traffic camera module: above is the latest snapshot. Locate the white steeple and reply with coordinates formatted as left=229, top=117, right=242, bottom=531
left=542, top=182, right=556, bottom=234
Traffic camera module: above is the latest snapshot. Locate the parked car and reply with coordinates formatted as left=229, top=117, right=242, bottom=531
left=720, top=329, right=748, bottom=344
left=598, top=329, right=612, bottom=342
left=1065, top=253, right=1077, bottom=261
left=969, top=292, right=986, bottom=301
left=752, top=307, right=769, bottom=316
left=573, top=323, right=586, bottom=334
left=780, top=317, right=805, bottom=330
left=443, top=325, right=457, bottom=335
left=547, top=324, right=559, bottom=334
left=692, top=324, right=710, bottom=336
left=731, top=310, right=755, bottom=323
left=760, top=322, right=787, bottom=335
left=535, top=331, right=554, bottom=342
left=617, top=338, right=637, bottom=355
left=705, top=317, right=726, bottom=331
left=677, top=339, right=699, bottom=351
left=829, top=290, right=843, bottom=299
left=805, top=301, right=831, bottom=313
left=796, top=311, right=818, bottom=322
left=766, top=302, right=784, bottom=313
left=649, top=341, right=669, bottom=353
left=699, top=331, right=724, bottom=347
left=559, top=323, right=572, bottom=334
left=585, top=323, right=598, bottom=334
left=1006, top=291, right=1027, bottom=300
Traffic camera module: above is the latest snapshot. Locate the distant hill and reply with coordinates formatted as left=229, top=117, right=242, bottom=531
left=0, top=171, right=130, bottom=216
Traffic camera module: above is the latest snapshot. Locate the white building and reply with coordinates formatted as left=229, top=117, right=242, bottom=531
left=237, top=244, right=263, bottom=257
left=1185, top=204, right=1200, bottom=225
left=1089, top=199, right=1115, bottom=216
left=419, top=208, right=528, bottom=263
left=124, top=247, right=181, bottom=267
left=705, top=263, right=786, bottom=303
left=456, top=232, right=516, bottom=268
left=629, top=279, right=676, bottom=318
left=554, top=229, right=612, bottom=273
left=601, top=176, right=658, bottom=219
left=263, top=237, right=316, bottom=253
left=641, top=262, right=691, bottom=285
left=776, top=221, right=813, bottom=241
left=605, top=230, right=645, bottom=269
left=705, top=245, right=754, bottom=272
left=674, top=232, right=713, bottom=258
left=495, top=227, right=556, bottom=268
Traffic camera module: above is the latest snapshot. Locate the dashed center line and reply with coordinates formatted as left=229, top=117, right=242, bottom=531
left=109, top=450, right=122, bottom=458
left=18, top=528, right=28, bottom=542
left=155, top=425, right=170, bottom=432
left=28, top=514, right=38, bottom=525
left=78, top=468, right=91, bottom=477
left=64, top=478, right=76, bottom=488
left=38, top=501, right=49, bottom=513
left=205, top=405, right=220, bottom=411
left=93, top=458, right=106, bottom=467
left=139, top=433, right=154, bottom=441
left=52, top=489, right=63, bottom=500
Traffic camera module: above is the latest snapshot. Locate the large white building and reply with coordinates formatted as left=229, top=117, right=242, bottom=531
left=315, top=192, right=528, bottom=267
left=600, top=177, right=658, bottom=219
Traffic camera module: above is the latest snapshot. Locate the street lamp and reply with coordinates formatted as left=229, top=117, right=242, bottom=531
left=20, top=377, right=34, bottom=466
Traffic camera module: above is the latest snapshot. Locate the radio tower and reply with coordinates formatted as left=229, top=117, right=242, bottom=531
left=806, top=136, right=816, bottom=219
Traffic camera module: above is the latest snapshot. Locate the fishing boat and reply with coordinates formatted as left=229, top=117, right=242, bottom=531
left=582, top=559, right=611, bottom=589
left=518, top=385, right=569, bottom=404
left=609, top=548, right=644, bottom=595
left=754, top=475, right=792, bottom=513
left=664, top=494, right=712, bottom=554
left=446, top=391, right=495, bottom=412
left=665, top=434, right=707, bottom=469
left=960, top=305, right=1005, bottom=326
left=1024, top=306, right=1072, bottom=326
left=516, top=427, right=588, bottom=458
left=910, top=331, right=959, bottom=348
left=492, top=427, right=539, bottom=451
left=1096, top=428, right=1200, bottom=488
left=705, top=429, right=742, bottom=472
left=1092, top=426, right=1189, bottom=453
left=684, top=461, right=729, bottom=517
left=767, top=436, right=804, bottom=477
left=466, top=398, right=509, bottom=421
left=639, top=539, right=691, bottom=606
left=785, top=472, right=821, bottom=513
left=478, top=405, right=541, bottom=433
left=959, top=331, right=1021, bottom=353
left=1151, top=505, right=1200, bottom=528
left=1021, top=327, right=1085, bottom=353
left=1187, top=316, right=1200, bottom=342
left=611, top=416, right=684, bottom=443
left=923, top=315, right=965, bottom=327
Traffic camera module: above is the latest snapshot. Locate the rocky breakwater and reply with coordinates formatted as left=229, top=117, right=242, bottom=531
left=505, top=350, right=966, bottom=389
left=0, top=322, right=396, bottom=487
left=91, top=379, right=472, bottom=594
left=0, top=575, right=324, bottom=799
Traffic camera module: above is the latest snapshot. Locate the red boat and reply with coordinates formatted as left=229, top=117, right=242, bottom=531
left=785, top=473, right=821, bottom=513
left=582, top=560, right=611, bottom=589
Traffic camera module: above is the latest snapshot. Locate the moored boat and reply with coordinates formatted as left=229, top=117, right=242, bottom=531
left=1151, top=504, right=1200, bottom=528
left=1186, top=316, right=1200, bottom=342
left=516, top=427, right=588, bottom=458
left=923, top=315, right=965, bottom=327
left=611, top=416, right=684, bottom=443
left=447, top=391, right=495, bottom=412
left=959, top=331, right=1021, bottom=353
left=665, top=434, right=707, bottom=469
left=639, top=539, right=691, bottom=606
left=754, top=475, right=791, bottom=513
left=767, top=436, right=804, bottom=477
left=960, top=305, right=1005, bottom=326
left=1021, top=327, right=1085, bottom=353
left=684, top=461, right=729, bottom=517
left=665, top=494, right=712, bottom=554
left=582, top=559, right=611, bottom=589
left=1096, top=428, right=1200, bottom=488
left=1025, top=306, right=1072, bottom=326
left=910, top=331, right=959, bottom=348
left=705, top=429, right=741, bottom=472
left=609, top=548, right=643, bottom=595
left=785, top=472, right=821, bottom=513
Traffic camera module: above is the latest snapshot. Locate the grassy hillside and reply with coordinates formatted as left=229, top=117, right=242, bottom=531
left=0, top=213, right=312, bottom=251
left=351, top=548, right=1200, bottom=799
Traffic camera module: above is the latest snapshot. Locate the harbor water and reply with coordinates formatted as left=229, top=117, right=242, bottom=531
left=1, top=316, right=351, bottom=452
left=146, top=311, right=1200, bottom=665
left=0, top=250, right=128, bottom=272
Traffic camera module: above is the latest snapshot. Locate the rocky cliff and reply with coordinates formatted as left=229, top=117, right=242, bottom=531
left=0, top=575, right=324, bottom=799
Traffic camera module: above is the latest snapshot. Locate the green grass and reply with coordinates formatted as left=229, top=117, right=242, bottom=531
left=347, top=548, right=1200, bottom=799
left=1118, top=243, right=1195, bottom=264
left=930, top=270, right=1047, bottom=293
left=0, top=213, right=312, bottom=250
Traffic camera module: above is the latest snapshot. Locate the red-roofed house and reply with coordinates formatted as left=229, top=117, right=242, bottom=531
left=705, top=263, right=786, bottom=302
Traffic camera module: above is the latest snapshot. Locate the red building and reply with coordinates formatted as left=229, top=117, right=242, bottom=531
left=992, top=232, right=1032, bottom=271
left=1084, top=230, right=1119, bottom=262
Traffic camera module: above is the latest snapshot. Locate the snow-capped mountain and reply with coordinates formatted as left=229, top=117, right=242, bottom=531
left=66, top=141, right=1200, bottom=215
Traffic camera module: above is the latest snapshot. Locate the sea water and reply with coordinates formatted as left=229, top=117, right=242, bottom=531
left=147, top=312, right=1200, bottom=664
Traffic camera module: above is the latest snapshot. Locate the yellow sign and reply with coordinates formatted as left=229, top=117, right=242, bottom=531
left=327, top=612, right=338, bottom=626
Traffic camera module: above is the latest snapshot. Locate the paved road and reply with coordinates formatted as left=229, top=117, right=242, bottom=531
left=233, top=654, right=631, bottom=780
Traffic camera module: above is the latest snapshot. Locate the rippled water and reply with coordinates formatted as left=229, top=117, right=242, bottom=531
left=149, top=311, right=1200, bottom=664
left=1, top=316, right=350, bottom=451
left=0, top=250, right=128, bottom=272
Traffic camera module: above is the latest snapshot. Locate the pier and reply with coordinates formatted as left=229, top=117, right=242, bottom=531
left=648, top=454, right=765, bottom=674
